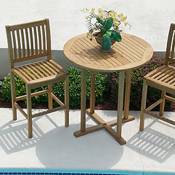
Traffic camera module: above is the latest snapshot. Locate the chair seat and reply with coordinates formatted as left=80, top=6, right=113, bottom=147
left=145, top=65, right=175, bottom=93
left=12, top=60, right=66, bottom=85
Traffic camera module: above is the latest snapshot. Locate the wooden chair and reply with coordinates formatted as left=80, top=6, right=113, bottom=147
left=140, top=23, right=175, bottom=131
left=6, top=19, right=69, bottom=138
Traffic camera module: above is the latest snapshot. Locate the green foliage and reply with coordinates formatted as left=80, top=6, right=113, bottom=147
left=101, top=17, right=113, bottom=33
left=96, top=17, right=105, bottom=26
left=97, top=17, right=122, bottom=50
left=102, top=34, right=112, bottom=50
left=111, top=31, right=122, bottom=42
left=1, top=67, right=107, bottom=109
left=2, top=75, right=26, bottom=101
left=1, top=57, right=172, bottom=111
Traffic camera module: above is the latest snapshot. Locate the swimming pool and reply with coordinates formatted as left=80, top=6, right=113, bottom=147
left=0, top=169, right=174, bottom=175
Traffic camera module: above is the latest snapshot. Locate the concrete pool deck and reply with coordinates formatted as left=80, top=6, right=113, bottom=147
left=0, top=108, right=175, bottom=173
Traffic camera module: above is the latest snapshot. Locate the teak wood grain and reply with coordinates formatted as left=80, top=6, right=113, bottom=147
left=64, top=33, right=153, bottom=145
left=64, top=33, right=153, bottom=72
left=140, top=23, right=175, bottom=131
left=6, top=19, right=69, bottom=138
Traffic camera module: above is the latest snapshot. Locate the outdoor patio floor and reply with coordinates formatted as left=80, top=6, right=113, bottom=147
left=0, top=108, right=175, bottom=173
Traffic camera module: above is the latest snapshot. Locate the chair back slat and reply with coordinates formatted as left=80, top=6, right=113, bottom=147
left=165, top=23, right=175, bottom=65
left=16, top=29, right=22, bottom=58
left=42, top=25, right=46, bottom=51
left=6, top=19, right=51, bottom=67
left=33, top=26, right=38, bottom=55
left=38, top=25, right=42, bottom=53
left=29, top=27, right=34, bottom=56
left=21, top=28, right=26, bottom=57
left=25, top=28, right=30, bottom=57
left=11, top=30, right=17, bottom=59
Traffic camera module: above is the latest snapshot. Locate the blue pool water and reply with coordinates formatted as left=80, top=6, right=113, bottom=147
left=0, top=169, right=174, bottom=175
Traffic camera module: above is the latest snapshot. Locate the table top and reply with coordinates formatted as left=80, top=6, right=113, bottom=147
left=64, top=33, right=153, bottom=72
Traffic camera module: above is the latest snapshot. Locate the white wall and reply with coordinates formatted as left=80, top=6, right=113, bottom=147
left=0, top=0, right=175, bottom=78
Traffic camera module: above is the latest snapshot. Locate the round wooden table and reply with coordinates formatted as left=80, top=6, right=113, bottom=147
left=64, top=33, right=153, bottom=145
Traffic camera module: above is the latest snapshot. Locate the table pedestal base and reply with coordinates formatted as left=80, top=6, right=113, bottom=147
left=74, top=109, right=135, bottom=145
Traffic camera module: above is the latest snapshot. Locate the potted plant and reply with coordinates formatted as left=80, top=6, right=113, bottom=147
left=83, top=8, right=128, bottom=51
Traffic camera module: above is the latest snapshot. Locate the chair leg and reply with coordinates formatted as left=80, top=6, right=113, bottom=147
left=26, top=85, right=32, bottom=138
left=64, top=76, right=69, bottom=127
left=159, top=90, right=166, bottom=117
left=48, top=85, right=53, bottom=110
left=10, top=72, right=17, bottom=120
left=140, top=80, right=148, bottom=131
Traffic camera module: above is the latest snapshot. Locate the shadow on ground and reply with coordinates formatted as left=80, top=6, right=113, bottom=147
left=127, top=120, right=175, bottom=163
left=0, top=118, right=43, bottom=153
left=0, top=116, right=123, bottom=169
left=35, top=123, right=123, bottom=168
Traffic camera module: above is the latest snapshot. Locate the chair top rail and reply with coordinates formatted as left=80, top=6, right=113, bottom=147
left=6, top=19, right=48, bottom=30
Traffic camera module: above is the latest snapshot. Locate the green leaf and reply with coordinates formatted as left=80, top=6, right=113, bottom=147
left=96, top=17, right=104, bottom=25
left=106, top=31, right=112, bottom=37
left=101, top=17, right=113, bottom=33
left=102, top=34, right=112, bottom=50
left=104, top=18, right=113, bottom=30
left=111, top=31, right=122, bottom=42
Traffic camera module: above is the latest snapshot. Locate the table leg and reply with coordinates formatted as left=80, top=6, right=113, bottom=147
left=90, top=73, right=96, bottom=114
left=123, top=70, right=131, bottom=120
left=116, top=71, right=126, bottom=145
left=74, top=70, right=87, bottom=137
left=74, top=70, right=132, bottom=145
left=123, top=70, right=135, bottom=122
left=74, top=71, right=103, bottom=137
left=80, top=70, right=86, bottom=132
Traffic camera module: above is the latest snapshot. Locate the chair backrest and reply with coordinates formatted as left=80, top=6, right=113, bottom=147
left=6, top=19, right=52, bottom=68
left=165, top=23, right=175, bottom=65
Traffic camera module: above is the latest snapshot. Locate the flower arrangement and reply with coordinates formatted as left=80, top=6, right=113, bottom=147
left=83, top=8, right=128, bottom=51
